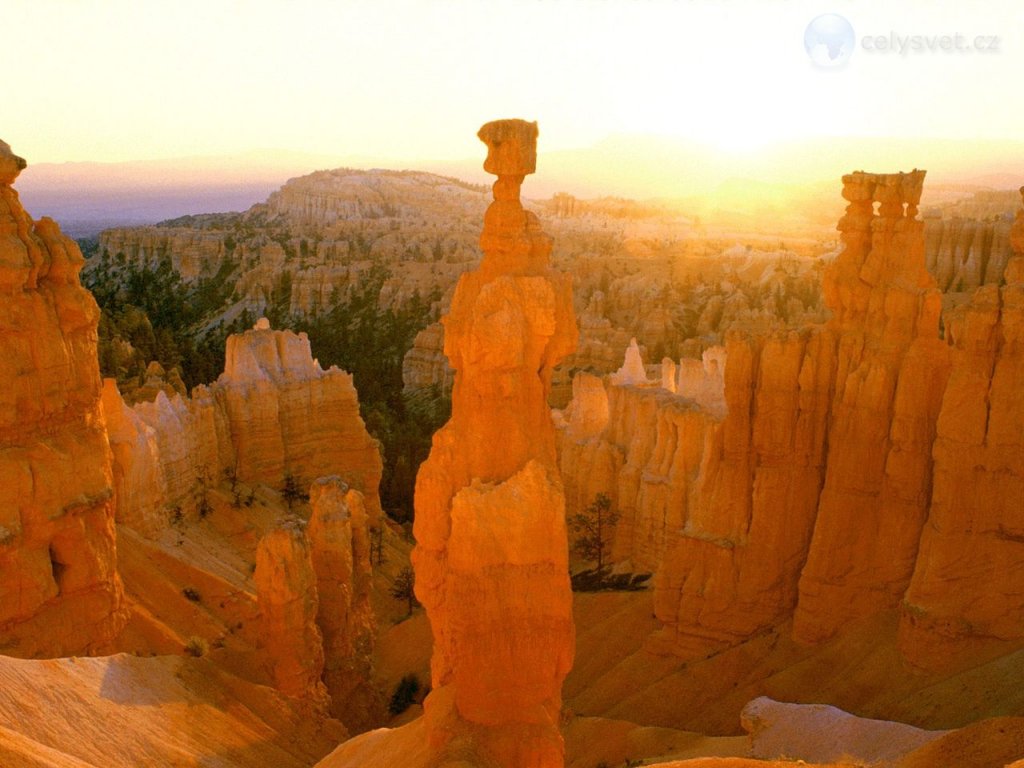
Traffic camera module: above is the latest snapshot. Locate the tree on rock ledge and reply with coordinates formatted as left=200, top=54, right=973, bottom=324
left=570, top=493, right=620, bottom=577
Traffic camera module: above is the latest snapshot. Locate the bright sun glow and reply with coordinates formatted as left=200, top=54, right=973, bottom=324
left=2, top=0, right=1022, bottom=184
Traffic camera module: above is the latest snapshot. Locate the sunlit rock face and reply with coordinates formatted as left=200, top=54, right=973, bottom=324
left=559, top=319, right=837, bottom=652
left=0, top=141, right=128, bottom=656
left=648, top=327, right=836, bottom=653
left=100, top=320, right=383, bottom=531
left=411, top=120, right=578, bottom=767
left=219, top=323, right=383, bottom=505
left=899, top=187, right=1024, bottom=666
left=100, top=379, right=169, bottom=537
left=793, top=171, right=952, bottom=642
left=252, top=478, right=380, bottom=720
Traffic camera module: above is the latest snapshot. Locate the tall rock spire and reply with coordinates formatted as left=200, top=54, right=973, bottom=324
left=411, top=120, right=578, bottom=767
left=794, top=171, right=952, bottom=643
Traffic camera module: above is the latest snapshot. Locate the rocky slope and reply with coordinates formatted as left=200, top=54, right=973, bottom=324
left=0, top=140, right=127, bottom=657
left=0, top=653, right=345, bottom=767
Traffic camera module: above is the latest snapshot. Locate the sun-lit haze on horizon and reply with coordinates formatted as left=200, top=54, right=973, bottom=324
left=5, top=0, right=1024, bottom=213
left=6, top=0, right=1023, bottom=158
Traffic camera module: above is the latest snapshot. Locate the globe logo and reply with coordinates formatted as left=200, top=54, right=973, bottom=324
left=804, top=14, right=855, bottom=68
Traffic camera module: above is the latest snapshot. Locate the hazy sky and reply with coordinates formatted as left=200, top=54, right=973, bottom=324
left=3, top=0, right=1021, bottom=164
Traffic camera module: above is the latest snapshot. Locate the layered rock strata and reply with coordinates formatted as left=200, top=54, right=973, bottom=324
left=0, top=141, right=127, bottom=656
left=651, top=327, right=836, bottom=652
left=411, top=120, right=578, bottom=767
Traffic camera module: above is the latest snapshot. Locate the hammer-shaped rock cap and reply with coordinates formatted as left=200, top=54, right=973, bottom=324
left=478, top=119, right=538, bottom=176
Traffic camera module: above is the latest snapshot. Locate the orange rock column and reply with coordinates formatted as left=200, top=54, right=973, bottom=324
left=308, top=476, right=380, bottom=729
left=255, top=521, right=326, bottom=700
left=411, top=120, right=578, bottom=767
left=794, top=171, right=951, bottom=643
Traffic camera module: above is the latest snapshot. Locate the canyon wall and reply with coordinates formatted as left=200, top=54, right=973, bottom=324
left=924, top=212, right=1015, bottom=292
left=559, top=173, right=1024, bottom=664
left=411, top=120, right=577, bottom=767
left=99, top=227, right=232, bottom=281
left=579, top=325, right=835, bottom=654
left=0, top=142, right=127, bottom=656
left=899, top=187, right=1024, bottom=665
left=101, top=319, right=383, bottom=530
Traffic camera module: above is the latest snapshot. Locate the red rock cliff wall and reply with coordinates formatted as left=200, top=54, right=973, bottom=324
left=0, top=142, right=127, bottom=656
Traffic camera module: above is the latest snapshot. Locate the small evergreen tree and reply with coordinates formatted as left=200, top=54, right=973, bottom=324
left=388, top=673, right=420, bottom=715
left=569, top=493, right=620, bottom=576
left=280, top=472, right=307, bottom=510
left=390, top=566, right=418, bottom=617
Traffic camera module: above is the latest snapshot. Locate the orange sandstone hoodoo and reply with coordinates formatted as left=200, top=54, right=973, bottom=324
left=410, top=120, right=578, bottom=767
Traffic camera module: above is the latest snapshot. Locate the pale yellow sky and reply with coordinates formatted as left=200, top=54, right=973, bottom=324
left=3, top=0, right=1022, bottom=165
